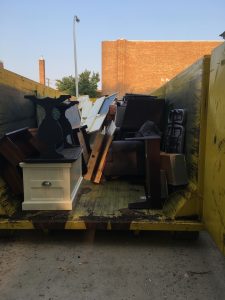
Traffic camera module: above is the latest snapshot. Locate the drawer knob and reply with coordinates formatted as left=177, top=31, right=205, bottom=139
left=42, top=181, right=52, bottom=187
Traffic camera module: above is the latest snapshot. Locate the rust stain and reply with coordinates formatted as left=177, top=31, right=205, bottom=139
left=212, top=190, right=225, bottom=232
left=80, top=187, right=92, bottom=194
left=218, top=139, right=225, bottom=151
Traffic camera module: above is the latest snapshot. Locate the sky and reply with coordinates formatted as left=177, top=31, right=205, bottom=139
left=0, top=0, right=225, bottom=88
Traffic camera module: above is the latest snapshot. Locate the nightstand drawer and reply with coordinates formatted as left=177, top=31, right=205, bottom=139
left=30, top=179, right=65, bottom=188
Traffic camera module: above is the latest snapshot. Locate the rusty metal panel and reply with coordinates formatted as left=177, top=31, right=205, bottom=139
left=203, top=42, right=225, bottom=256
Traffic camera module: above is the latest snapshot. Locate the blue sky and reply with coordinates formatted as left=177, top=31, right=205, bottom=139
left=0, top=0, right=224, bottom=87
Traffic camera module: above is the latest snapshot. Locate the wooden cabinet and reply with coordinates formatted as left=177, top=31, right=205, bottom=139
left=20, top=156, right=82, bottom=210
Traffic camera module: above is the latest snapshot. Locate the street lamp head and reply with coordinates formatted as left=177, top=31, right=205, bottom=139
left=73, top=15, right=80, bottom=98
left=74, top=15, right=80, bottom=23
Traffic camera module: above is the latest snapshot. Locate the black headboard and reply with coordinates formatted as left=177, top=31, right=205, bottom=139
left=121, top=94, right=165, bottom=132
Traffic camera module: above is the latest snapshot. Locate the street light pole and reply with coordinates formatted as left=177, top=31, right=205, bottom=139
left=73, top=15, right=80, bottom=98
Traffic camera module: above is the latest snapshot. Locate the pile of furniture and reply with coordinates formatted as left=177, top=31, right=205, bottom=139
left=0, top=92, right=189, bottom=212
left=0, top=95, right=83, bottom=210
left=85, top=94, right=188, bottom=209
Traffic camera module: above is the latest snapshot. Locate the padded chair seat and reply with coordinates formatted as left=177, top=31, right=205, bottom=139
left=104, top=140, right=145, bottom=176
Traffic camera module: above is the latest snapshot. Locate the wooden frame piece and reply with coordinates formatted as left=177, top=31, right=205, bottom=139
left=84, top=130, right=105, bottom=181
left=93, top=122, right=116, bottom=184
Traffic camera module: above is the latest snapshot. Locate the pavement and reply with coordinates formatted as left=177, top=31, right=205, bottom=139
left=0, top=230, right=225, bottom=300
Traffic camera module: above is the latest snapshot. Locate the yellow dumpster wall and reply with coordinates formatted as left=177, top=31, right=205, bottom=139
left=0, top=68, right=61, bottom=97
left=0, top=68, right=62, bottom=134
left=152, top=56, right=210, bottom=218
left=0, top=68, right=62, bottom=216
left=203, top=42, right=225, bottom=256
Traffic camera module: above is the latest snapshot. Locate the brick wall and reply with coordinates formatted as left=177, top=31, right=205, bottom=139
left=102, top=40, right=222, bottom=98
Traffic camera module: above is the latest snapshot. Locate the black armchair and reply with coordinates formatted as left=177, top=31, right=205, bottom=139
left=104, top=94, right=165, bottom=177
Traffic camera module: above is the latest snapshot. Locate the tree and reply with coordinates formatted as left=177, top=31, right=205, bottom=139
left=56, top=70, right=100, bottom=97
left=55, top=75, right=75, bottom=96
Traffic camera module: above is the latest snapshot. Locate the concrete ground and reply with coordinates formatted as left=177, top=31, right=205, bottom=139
left=0, top=230, right=225, bottom=300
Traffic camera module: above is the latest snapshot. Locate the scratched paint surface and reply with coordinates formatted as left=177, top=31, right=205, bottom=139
left=203, top=42, right=225, bottom=255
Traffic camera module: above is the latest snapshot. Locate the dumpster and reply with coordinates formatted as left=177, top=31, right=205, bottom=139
left=0, top=42, right=224, bottom=256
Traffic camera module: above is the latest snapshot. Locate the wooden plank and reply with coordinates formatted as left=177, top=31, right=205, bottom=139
left=77, top=131, right=89, bottom=164
left=93, top=122, right=116, bottom=183
left=84, top=130, right=105, bottom=180
left=79, top=97, right=93, bottom=123
left=80, top=96, right=105, bottom=129
left=84, top=96, right=105, bottom=131
left=87, top=96, right=105, bottom=117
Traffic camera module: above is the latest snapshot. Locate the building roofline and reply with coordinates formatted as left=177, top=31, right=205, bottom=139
left=103, top=39, right=222, bottom=42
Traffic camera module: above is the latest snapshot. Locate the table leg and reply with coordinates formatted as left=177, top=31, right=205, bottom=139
left=128, top=138, right=162, bottom=209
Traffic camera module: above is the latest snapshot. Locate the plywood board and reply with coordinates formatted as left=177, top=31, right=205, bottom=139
left=83, top=97, right=105, bottom=131
left=77, top=95, right=90, bottom=111
left=77, top=131, right=89, bottom=164
left=78, top=96, right=93, bottom=123
left=99, top=93, right=117, bottom=115
left=88, top=114, right=107, bottom=133
left=84, top=115, right=96, bottom=131
left=89, top=96, right=105, bottom=116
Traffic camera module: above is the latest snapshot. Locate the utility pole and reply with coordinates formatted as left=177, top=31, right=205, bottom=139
left=46, top=78, right=50, bottom=87
left=73, top=15, right=80, bottom=98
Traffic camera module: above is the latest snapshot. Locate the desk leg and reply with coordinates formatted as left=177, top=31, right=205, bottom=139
left=128, top=138, right=161, bottom=209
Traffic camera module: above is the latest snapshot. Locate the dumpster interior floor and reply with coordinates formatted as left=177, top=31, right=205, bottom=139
left=17, top=179, right=167, bottom=225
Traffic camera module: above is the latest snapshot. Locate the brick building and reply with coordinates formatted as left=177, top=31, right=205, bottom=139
left=102, top=39, right=222, bottom=97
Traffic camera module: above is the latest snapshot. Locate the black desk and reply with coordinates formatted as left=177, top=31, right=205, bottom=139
left=126, top=135, right=162, bottom=209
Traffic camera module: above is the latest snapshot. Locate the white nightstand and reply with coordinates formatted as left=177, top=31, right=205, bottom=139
left=20, top=155, right=82, bottom=210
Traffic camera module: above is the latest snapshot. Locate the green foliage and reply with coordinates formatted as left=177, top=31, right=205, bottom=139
left=55, top=76, right=75, bottom=96
left=56, top=70, right=100, bottom=97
